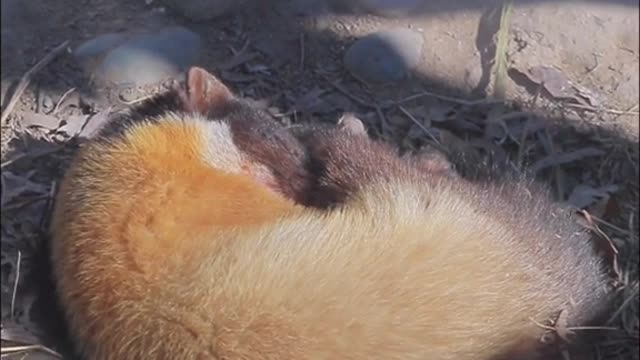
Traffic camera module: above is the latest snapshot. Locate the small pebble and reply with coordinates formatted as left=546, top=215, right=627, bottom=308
left=344, top=28, right=424, bottom=83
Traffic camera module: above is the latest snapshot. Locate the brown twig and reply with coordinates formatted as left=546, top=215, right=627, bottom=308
left=394, top=90, right=505, bottom=107
left=1, top=40, right=70, bottom=124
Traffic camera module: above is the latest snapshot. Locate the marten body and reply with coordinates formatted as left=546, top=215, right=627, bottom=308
left=50, top=67, right=612, bottom=360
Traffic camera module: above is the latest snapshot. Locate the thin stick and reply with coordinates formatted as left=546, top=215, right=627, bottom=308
left=529, top=317, right=618, bottom=332
left=299, top=32, right=305, bottom=71
left=566, top=102, right=640, bottom=116
left=398, top=105, right=440, bottom=144
left=394, top=90, right=505, bottom=107
left=1, top=40, right=70, bottom=124
left=0, top=154, right=27, bottom=168
left=0, top=345, right=62, bottom=358
left=10, top=251, right=21, bottom=317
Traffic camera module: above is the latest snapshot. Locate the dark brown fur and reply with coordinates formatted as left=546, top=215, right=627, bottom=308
left=97, top=68, right=312, bottom=205
left=292, top=123, right=614, bottom=359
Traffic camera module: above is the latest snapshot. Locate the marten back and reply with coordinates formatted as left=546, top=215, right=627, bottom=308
left=50, top=67, right=612, bottom=360
left=293, top=125, right=613, bottom=358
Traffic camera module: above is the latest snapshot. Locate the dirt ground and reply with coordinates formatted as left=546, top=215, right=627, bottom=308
left=1, top=0, right=638, bottom=359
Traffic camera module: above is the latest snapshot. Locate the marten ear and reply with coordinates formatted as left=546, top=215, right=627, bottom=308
left=185, top=66, right=234, bottom=115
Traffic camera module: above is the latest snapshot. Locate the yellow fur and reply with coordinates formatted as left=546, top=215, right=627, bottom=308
left=51, top=114, right=600, bottom=360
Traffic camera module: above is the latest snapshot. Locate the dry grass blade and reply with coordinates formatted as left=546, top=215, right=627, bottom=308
left=566, top=102, right=640, bottom=116
left=10, top=251, right=22, bottom=317
left=492, top=1, right=513, bottom=99
left=0, top=344, right=62, bottom=358
left=50, top=87, right=76, bottom=115
left=394, top=90, right=505, bottom=107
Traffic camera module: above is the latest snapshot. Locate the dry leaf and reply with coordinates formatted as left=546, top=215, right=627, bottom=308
left=572, top=83, right=600, bottom=107
left=527, top=66, right=573, bottom=99
left=514, top=65, right=600, bottom=106
left=531, top=148, right=605, bottom=174
left=19, top=113, right=61, bottom=130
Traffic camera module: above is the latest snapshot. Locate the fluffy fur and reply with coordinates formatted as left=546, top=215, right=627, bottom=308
left=50, top=67, right=612, bottom=360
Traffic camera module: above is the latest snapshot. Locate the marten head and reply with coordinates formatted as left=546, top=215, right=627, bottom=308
left=92, top=67, right=456, bottom=209
left=95, top=67, right=313, bottom=205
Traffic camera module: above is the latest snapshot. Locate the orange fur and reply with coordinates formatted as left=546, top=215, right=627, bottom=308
left=51, top=115, right=301, bottom=359
left=50, top=67, right=611, bottom=360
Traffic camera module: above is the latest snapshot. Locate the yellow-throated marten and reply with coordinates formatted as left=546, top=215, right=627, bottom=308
left=50, top=67, right=613, bottom=360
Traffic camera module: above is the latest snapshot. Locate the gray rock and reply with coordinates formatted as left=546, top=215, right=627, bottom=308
left=160, top=0, right=250, bottom=21
left=344, top=28, right=423, bottom=83
left=74, top=33, right=128, bottom=61
left=86, top=27, right=201, bottom=86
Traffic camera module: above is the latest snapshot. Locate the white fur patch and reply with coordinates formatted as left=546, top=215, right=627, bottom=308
left=193, top=118, right=245, bottom=172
